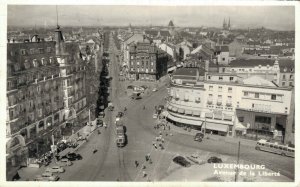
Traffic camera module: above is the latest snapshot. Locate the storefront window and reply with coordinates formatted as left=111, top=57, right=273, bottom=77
left=255, top=116, right=271, bottom=124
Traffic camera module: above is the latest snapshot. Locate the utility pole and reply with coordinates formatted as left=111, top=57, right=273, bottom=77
left=234, top=141, right=241, bottom=182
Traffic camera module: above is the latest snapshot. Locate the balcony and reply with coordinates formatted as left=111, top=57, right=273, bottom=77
left=226, top=102, right=232, bottom=107
left=207, top=100, right=213, bottom=105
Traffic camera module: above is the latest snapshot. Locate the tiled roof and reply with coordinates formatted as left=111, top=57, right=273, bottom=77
left=229, top=59, right=275, bottom=67
left=145, top=30, right=159, bottom=37
left=215, top=45, right=229, bottom=52
left=160, top=30, right=171, bottom=37
left=173, top=68, right=198, bottom=77
left=278, top=59, right=294, bottom=73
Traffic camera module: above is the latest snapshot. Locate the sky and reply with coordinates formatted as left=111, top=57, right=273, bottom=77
left=7, top=5, right=295, bottom=30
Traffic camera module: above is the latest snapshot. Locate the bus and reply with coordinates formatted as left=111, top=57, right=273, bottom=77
left=255, top=139, right=295, bottom=158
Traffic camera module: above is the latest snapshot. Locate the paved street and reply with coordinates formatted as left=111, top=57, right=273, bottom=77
left=56, top=31, right=294, bottom=181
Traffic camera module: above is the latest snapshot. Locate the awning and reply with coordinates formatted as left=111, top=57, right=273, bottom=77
left=204, top=122, right=228, bottom=132
left=180, top=118, right=203, bottom=126
left=192, top=111, right=201, bottom=116
left=214, top=114, right=223, bottom=120
left=223, top=115, right=232, bottom=121
left=205, top=113, right=213, bottom=118
left=178, top=108, right=185, bottom=114
left=171, top=107, right=178, bottom=112
left=235, top=122, right=247, bottom=131
left=167, top=114, right=203, bottom=126
left=185, top=110, right=192, bottom=115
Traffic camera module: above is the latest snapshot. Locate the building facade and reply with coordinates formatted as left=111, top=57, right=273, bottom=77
left=6, top=26, right=93, bottom=173
left=164, top=69, right=293, bottom=143
left=128, top=42, right=170, bottom=81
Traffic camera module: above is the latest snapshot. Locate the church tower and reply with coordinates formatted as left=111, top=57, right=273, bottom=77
left=223, top=18, right=227, bottom=30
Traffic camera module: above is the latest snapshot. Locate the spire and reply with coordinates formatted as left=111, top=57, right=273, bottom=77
left=228, top=17, right=231, bottom=30
left=54, top=5, right=64, bottom=55
left=223, top=18, right=227, bottom=29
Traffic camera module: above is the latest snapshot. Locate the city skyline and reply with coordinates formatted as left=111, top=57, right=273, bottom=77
left=8, top=5, right=295, bottom=31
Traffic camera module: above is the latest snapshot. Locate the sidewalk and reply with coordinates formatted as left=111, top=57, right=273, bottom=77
left=17, top=120, right=98, bottom=181
left=167, top=121, right=257, bottom=147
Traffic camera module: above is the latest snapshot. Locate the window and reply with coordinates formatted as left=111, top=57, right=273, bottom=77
left=30, top=49, right=35, bottom=54
left=218, top=86, right=222, bottom=92
left=24, top=60, right=30, bottom=69
left=271, top=94, right=276, bottom=100
left=255, top=93, right=259, bottom=98
left=209, top=86, right=213, bottom=91
left=131, top=56, right=134, bottom=60
left=151, top=69, right=153, bottom=72
left=209, top=94, right=213, bottom=98
left=228, top=87, right=232, bottom=93
left=47, top=47, right=52, bottom=53
left=137, top=62, right=140, bottom=65
left=289, top=82, right=293, bottom=86
left=208, top=76, right=211, bottom=80
left=219, top=76, right=223, bottom=80
left=218, top=95, right=222, bottom=99
left=10, top=51, right=15, bottom=56
left=151, top=62, right=154, bottom=66
left=282, top=82, right=286, bottom=86
left=228, top=96, right=232, bottom=100
left=255, top=116, right=271, bottom=124
left=41, top=58, right=45, bottom=65
left=222, top=58, right=225, bottom=61
left=229, top=77, right=234, bottom=81
left=244, top=92, right=248, bottom=96
left=21, top=49, right=26, bottom=55
left=33, top=59, right=38, bottom=67
left=283, top=75, right=286, bottom=80
left=39, top=48, right=44, bottom=54
left=290, top=75, right=293, bottom=79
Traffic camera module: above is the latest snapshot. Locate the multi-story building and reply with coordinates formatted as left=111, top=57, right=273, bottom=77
left=6, top=26, right=92, bottom=174
left=218, top=59, right=294, bottom=87
left=128, top=41, right=171, bottom=81
left=164, top=68, right=294, bottom=143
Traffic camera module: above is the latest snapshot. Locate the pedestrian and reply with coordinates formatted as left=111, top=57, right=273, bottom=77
left=145, top=155, right=149, bottom=161
left=143, top=165, right=146, bottom=169
left=159, top=131, right=162, bottom=135
left=135, top=160, right=139, bottom=167
left=154, top=144, right=157, bottom=149
left=143, top=171, right=147, bottom=178
left=162, top=138, right=164, bottom=143
left=149, top=158, right=152, bottom=164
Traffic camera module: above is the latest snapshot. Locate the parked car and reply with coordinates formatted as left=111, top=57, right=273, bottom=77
left=45, top=166, right=65, bottom=173
left=207, top=156, right=222, bottom=163
left=152, top=88, right=158, bottom=92
left=153, top=113, right=158, bottom=119
left=173, top=156, right=191, bottom=167
left=61, top=153, right=83, bottom=161
left=116, top=112, right=124, bottom=118
left=34, top=172, right=59, bottom=181
left=58, top=158, right=73, bottom=166
left=127, top=85, right=134, bottom=89
left=194, top=132, right=204, bottom=142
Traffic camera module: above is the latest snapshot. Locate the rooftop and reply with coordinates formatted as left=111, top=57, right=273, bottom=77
left=173, top=68, right=198, bottom=77
left=215, top=45, right=229, bottom=52
left=228, top=59, right=275, bottom=67
left=243, top=76, right=277, bottom=87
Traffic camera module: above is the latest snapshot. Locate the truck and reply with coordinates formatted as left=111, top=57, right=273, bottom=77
left=116, top=123, right=126, bottom=147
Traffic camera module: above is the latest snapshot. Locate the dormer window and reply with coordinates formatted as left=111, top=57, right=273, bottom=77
left=33, top=59, right=38, bottom=67
left=41, top=58, right=45, bottom=65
